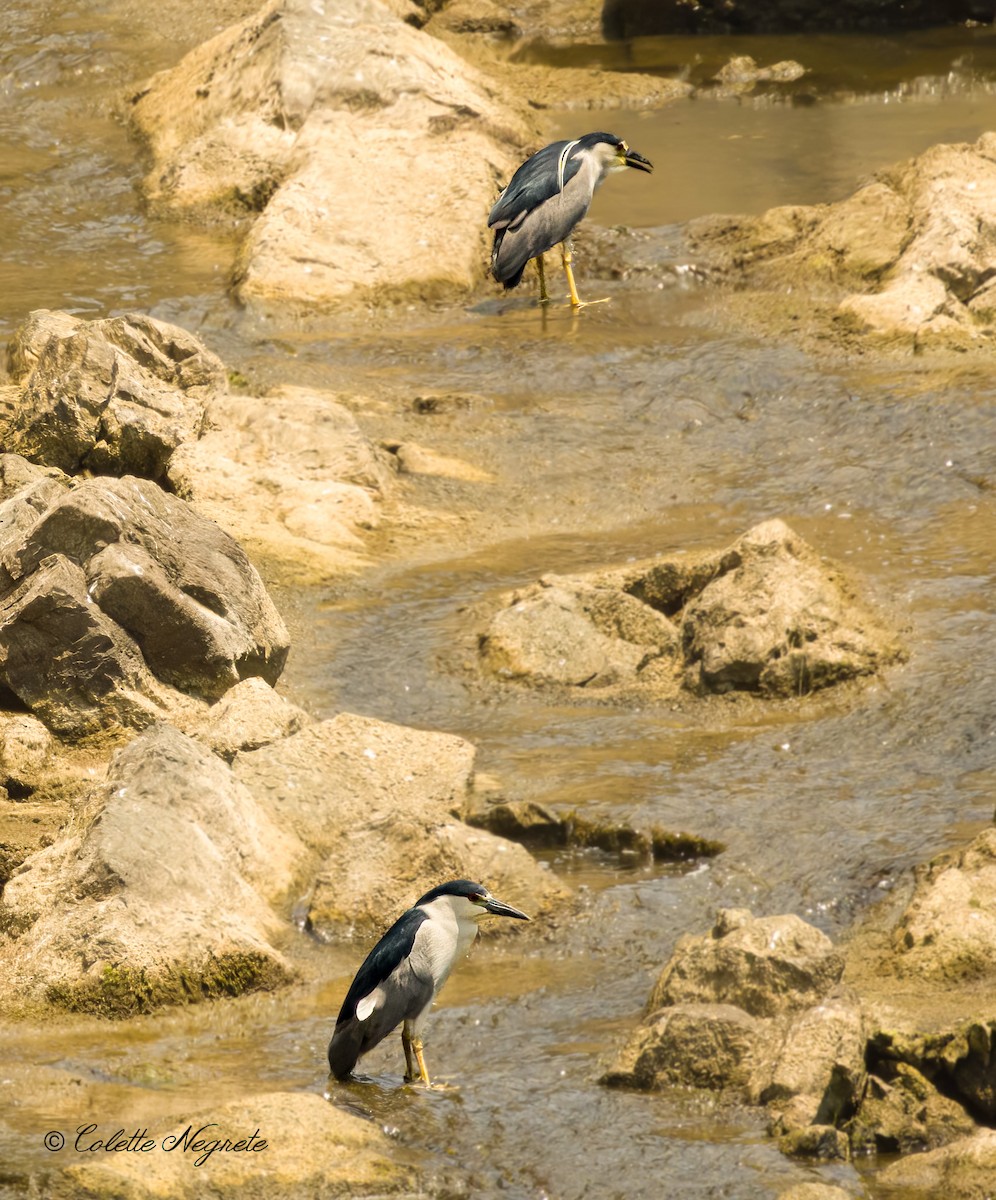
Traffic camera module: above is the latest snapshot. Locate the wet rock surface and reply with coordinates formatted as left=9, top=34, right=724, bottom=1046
left=602, top=0, right=996, bottom=35
left=603, top=910, right=866, bottom=1141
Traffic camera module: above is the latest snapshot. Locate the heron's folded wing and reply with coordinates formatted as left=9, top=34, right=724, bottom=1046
left=488, top=139, right=584, bottom=229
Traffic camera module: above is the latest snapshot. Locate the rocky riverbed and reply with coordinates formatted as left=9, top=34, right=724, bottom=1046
left=1, top=2, right=995, bottom=1198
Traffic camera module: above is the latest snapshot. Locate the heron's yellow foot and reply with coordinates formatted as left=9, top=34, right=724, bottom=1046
left=402, top=1027, right=432, bottom=1085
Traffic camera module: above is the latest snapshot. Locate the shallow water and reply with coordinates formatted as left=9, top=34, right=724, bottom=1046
left=2, top=8, right=996, bottom=1200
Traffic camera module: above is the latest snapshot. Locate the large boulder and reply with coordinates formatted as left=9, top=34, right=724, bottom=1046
left=0, top=459, right=289, bottom=733
left=2, top=311, right=223, bottom=480
left=129, top=0, right=534, bottom=306
left=0, top=725, right=302, bottom=1014
left=477, top=520, right=903, bottom=701
left=233, top=712, right=568, bottom=936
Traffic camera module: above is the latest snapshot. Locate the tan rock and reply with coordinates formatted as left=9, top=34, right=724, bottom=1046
left=0, top=725, right=301, bottom=1013
left=648, top=908, right=844, bottom=1019
left=891, top=826, right=996, bottom=981
left=57, top=1091, right=465, bottom=1199
left=130, top=0, right=533, bottom=306
left=878, top=1129, right=996, bottom=1197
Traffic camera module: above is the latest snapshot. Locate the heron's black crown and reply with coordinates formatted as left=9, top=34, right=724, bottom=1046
left=416, top=879, right=487, bottom=906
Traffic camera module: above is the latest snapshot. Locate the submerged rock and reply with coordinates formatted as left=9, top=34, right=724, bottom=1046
left=478, top=519, right=903, bottom=703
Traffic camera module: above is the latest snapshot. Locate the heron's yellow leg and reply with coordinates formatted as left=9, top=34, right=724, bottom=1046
left=536, top=254, right=550, bottom=303
left=402, top=1024, right=431, bottom=1086
left=561, top=242, right=583, bottom=308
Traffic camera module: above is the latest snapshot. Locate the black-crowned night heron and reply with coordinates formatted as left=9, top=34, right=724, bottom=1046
left=328, top=879, right=530, bottom=1085
left=489, top=131, right=653, bottom=309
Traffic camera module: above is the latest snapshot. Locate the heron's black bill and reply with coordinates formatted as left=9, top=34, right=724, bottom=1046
left=483, top=897, right=530, bottom=920
left=624, top=150, right=653, bottom=173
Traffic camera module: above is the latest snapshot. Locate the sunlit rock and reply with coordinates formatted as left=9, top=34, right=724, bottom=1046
left=478, top=520, right=902, bottom=701
left=167, top=386, right=394, bottom=584
left=647, top=908, right=845, bottom=1019
left=877, top=1129, right=996, bottom=1198
left=191, top=677, right=311, bottom=763
left=233, top=711, right=568, bottom=936
left=686, top=133, right=996, bottom=348
left=56, top=1092, right=467, bottom=1200
left=0, top=725, right=302, bottom=1014
left=602, top=908, right=864, bottom=1140
left=681, top=519, right=901, bottom=697
left=890, top=827, right=996, bottom=982
left=2, top=311, right=224, bottom=480
left=129, top=0, right=533, bottom=306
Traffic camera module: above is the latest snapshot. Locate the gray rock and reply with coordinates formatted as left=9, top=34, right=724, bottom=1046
left=3, top=311, right=223, bottom=479
left=480, top=577, right=680, bottom=689
left=0, top=553, right=185, bottom=737
left=0, top=470, right=289, bottom=725
left=478, top=520, right=902, bottom=701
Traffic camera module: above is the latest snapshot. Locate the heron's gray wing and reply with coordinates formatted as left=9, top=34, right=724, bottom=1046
left=488, top=139, right=584, bottom=229
left=328, top=908, right=432, bottom=1079
left=491, top=166, right=592, bottom=287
